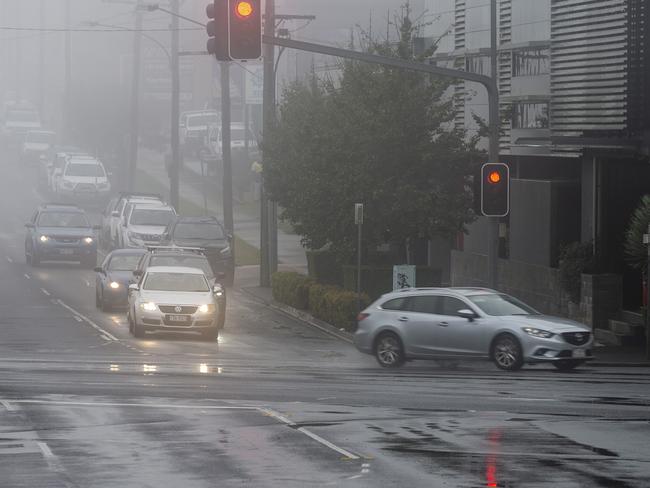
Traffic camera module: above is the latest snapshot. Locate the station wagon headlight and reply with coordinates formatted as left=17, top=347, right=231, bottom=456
left=140, top=302, right=157, bottom=312
left=39, top=235, right=49, bottom=242
left=522, top=327, right=555, bottom=339
left=198, top=304, right=214, bottom=314
left=83, top=237, right=93, bottom=244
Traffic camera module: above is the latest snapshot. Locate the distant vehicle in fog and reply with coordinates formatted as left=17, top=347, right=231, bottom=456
left=54, top=155, right=111, bottom=204
left=1, top=104, right=41, bottom=144
left=44, top=149, right=89, bottom=194
left=180, top=110, right=219, bottom=157
left=24, top=203, right=99, bottom=268
left=94, top=248, right=147, bottom=311
left=118, top=203, right=176, bottom=249
left=101, top=193, right=167, bottom=249
left=21, top=130, right=55, bottom=164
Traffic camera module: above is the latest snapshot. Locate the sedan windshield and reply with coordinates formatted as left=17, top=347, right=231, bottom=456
left=37, top=212, right=89, bottom=228
left=188, top=115, right=218, bottom=127
left=65, top=163, right=105, bottom=177
left=173, top=222, right=225, bottom=240
left=467, top=293, right=538, bottom=316
left=26, top=132, right=54, bottom=144
left=143, top=272, right=209, bottom=292
left=108, top=255, right=142, bottom=271
left=130, top=209, right=174, bottom=226
left=150, top=255, right=214, bottom=279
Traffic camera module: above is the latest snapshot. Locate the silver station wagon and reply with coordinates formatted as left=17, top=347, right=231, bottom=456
left=354, top=288, right=594, bottom=371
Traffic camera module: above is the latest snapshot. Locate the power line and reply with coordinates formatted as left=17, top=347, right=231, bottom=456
left=0, top=26, right=201, bottom=32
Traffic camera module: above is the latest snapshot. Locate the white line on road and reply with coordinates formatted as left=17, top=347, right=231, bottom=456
left=6, top=256, right=13, bottom=263
left=100, top=335, right=112, bottom=342
left=56, top=299, right=119, bottom=341
left=84, top=279, right=91, bottom=287
left=23, top=273, right=30, bottom=279
left=259, top=407, right=360, bottom=460
left=9, top=399, right=258, bottom=410
left=0, top=400, right=18, bottom=412
left=73, top=316, right=83, bottom=322
left=40, top=288, right=50, bottom=296
left=37, top=442, right=54, bottom=458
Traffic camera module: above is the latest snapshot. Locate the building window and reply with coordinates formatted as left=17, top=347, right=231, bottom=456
left=512, top=102, right=549, bottom=128
left=512, top=48, right=550, bottom=77
left=465, top=55, right=491, bottom=75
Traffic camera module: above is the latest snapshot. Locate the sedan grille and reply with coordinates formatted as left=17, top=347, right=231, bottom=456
left=53, top=237, right=80, bottom=244
left=159, top=305, right=198, bottom=314
left=75, top=183, right=96, bottom=191
left=561, top=332, right=590, bottom=346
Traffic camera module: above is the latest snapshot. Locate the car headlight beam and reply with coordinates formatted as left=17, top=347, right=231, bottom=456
left=39, top=235, right=49, bottom=242
left=522, top=327, right=555, bottom=339
left=198, top=304, right=214, bottom=313
left=109, top=281, right=120, bottom=289
left=140, top=302, right=157, bottom=312
left=83, top=237, right=93, bottom=244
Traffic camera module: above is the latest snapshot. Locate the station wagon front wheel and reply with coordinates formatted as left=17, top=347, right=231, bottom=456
left=492, top=334, right=524, bottom=371
left=374, top=333, right=405, bottom=368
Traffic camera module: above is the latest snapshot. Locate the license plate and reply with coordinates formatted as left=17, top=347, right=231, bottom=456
left=573, top=349, right=586, bottom=358
left=59, top=249, right=75, bottom=255
left=167, top=315, right=190, bottom=323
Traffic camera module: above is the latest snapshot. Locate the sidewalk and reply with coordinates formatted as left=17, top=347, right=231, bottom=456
left=137, top=148, right=308, bottom=273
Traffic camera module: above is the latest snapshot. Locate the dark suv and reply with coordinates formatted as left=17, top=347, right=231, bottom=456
left=165, top=216, right=234, bottom=286
left=25, top=203, right=98, bottom=268
left=133, top=247, right=226, bottom=329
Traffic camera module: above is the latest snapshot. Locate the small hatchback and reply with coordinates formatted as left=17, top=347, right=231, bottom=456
left=354, top=288, right=594, bottom=371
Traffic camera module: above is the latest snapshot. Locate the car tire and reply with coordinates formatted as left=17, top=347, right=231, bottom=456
left=133, top=320, right=146, bottom=338
left=217, top=309, right=226, bottom=330
left=82, top=255, right=97, bottom=269
left=553, top=359, right=584, bottom=371
left=25, top=252, right=31, bottom=265
left=100, top=293, right=112, bottom=313
left=127, top=309, right=134, bottom=333
left=374, top=332, right=406, bottom=368
left=95, top=290, right=101, bottom=309
left=491, top=334, right=524, bottom=371
left=31, top=252, right=40, bottom=267
left=202, top=328, right=219, bottom=341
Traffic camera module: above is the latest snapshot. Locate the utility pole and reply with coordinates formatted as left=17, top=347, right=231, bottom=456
left=39, top=0, right=45, bottom=115
left=64, top=0, right=72, bottom=136
left=221, top=61, right=234, bottom=236
left=128, top=0, right=143, bottom=191
left=260, top=0, right=275, bottom=287
left=170, top=0, right=180, bottom=209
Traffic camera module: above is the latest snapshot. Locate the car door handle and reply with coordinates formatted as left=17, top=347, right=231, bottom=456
left=398, top=316, right=409, bottom=322
left=438, top=321, right=449, bottom=327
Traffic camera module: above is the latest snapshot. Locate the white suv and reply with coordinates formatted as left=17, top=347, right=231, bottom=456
left=118, top=203, right=176, bottom=249
left=55, top=156, right=111, bottom=203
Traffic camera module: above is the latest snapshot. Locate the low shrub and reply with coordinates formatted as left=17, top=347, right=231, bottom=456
left=558, top=242, right=594, bottom=303
left=271, top=272, right=313, bottom=310
left=309, top=283, right=370, bottom=332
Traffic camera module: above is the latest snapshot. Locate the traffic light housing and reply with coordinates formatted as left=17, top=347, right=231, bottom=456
left=480, top=163, right=510, bottom=217
left=228, top=0, right=262, bottom=61
left=206, top=0, right=230, bottom=61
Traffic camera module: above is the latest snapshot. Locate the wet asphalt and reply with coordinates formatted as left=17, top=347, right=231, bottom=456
left=0, top=147, right=649, bottom=487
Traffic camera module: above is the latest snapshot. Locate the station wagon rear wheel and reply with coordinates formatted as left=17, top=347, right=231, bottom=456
left=374, top=333, right=405, bottom=368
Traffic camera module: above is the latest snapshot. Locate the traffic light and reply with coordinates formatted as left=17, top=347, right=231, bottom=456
left=206, top=0, right=230, bottom=61
left=228, top=0, right=262, bottom=61
left=480, top=163, right=510, bottom=217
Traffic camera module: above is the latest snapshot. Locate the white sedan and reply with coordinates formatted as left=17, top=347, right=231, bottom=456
left=127, top=266, right=222, bottom=340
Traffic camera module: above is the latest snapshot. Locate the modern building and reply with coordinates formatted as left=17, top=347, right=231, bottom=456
left=420, top=0, right=649, bottom=329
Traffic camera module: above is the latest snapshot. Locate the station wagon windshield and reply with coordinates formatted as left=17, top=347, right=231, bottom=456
left=467, top=293, right=538, bottom=316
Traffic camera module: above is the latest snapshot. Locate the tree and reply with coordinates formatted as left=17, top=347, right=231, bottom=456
left=263, top=6, right=482, bottom=263
left=624, top=195, right=650, bottom=273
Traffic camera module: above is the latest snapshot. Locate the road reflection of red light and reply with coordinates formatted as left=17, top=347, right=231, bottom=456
left=485, top=428, right=502, bottom=487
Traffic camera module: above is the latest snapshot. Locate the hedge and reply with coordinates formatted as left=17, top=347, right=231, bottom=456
left=308, top=283, right=370, bottom=332
left=271, top=272, right=314, bottom=310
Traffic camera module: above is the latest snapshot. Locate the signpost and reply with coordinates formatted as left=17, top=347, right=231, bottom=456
left=355, top=203, right=363, bottom=314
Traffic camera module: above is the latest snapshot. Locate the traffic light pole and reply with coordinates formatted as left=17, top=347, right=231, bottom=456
left=128, top=0, right=143, bottom=191
left=170, top=0, right=181, bottom=210
left=221, top=61, right=234, bottom=237
left=487, top=0, right=500, bottom=289
left=260, top=0, right=275, bottom=287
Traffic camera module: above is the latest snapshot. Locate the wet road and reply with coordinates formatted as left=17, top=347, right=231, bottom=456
left=0, top=149, right=649, bottom=487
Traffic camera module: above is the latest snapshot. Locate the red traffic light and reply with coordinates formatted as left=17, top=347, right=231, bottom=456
left=235, top=1, right=253, bottom=18
left=480, top=163, right=509, bottom=217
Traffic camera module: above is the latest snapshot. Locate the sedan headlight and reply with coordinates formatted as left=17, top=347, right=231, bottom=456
left=109, top=281, right=120, bottom=289
left=128, top=231, right=144, bottom=241
left=220, top=245, right=231, bottom=256
left=522, top=327, right=555, bottom=339
left=83, top=237, right=94, bottom=244
left=61, top=180, right=75, bottom=189
left=39, top=235, right=49, bottom=242
left=198, top=304, right=215, bottom=314
left=140, top=302, right=157, bottom=311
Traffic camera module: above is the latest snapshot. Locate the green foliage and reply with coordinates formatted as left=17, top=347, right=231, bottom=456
left=624, top=195, right=650, bottom=273
left=558, top=242, right=594, bottom=303
left=271, top=272, right=314, bottom=310
left=306, top=249, right=343, bottom=286
left=262, top=10, right=481, bottom=264
left=308, top=284, right=370, bottom=332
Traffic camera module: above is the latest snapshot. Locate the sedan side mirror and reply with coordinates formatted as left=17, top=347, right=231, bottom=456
left=93, top=266, right=104, bottom=273
left=111, top=211, right=119, bottom=217
left=128, top=283, right=139, bottom=292
left=457, top=309, right=477, bottom=322
left=133, top=269, right=143, bottom=277
left=213, top=285, right=224, bottom=296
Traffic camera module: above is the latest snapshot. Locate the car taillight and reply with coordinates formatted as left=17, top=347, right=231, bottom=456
left=357, top=313, right=369, bottom=322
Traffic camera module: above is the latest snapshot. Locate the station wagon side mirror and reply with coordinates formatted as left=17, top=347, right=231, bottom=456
left=457, top=309, right=477, bottom=321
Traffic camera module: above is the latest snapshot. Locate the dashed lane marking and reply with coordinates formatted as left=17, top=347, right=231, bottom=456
left=40, top=288, right=50, bottom=296
left=6, top=256, right=13, bottom=263
left=0, top=400, right=18, bottom=412
left=259, top=407, right=360, bottom=460
left=56, top=299, right=119, bottom=341
left=23, top=273, right=30, bottom=279
left=73, top=316, right=83, bottom=322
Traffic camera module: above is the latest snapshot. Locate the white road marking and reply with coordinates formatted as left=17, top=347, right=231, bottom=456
left=6, top=256, right=13, bottom=263
left=40, top=288, right=50, bottom=296
left=0, top=400, right=18, bottom=412
left=259, top=407, right=360, bottom=460
left=23, top=273, right=30, bottom=279
left=73, top=316, right=83, bottom=322
left=9, top=399, right=258, bottom=410
left=100, top=335, right=112, bottom=342
left=56, top=299, right=119, bottom=341
left=84, top=279, right=91, bottom=287
left=37, top=442, right=54, bottom=458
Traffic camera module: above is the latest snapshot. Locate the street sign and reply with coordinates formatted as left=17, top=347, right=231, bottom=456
left=354, top=203, right=364, bottom=225
left=393, top=265, right=416, bottom=290
left=245, top=64, right=264, bottom=104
